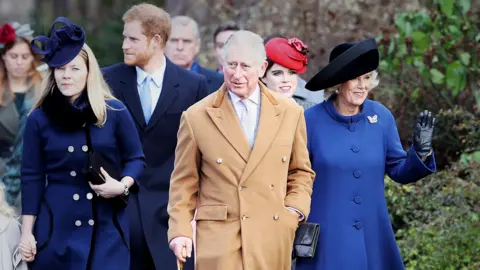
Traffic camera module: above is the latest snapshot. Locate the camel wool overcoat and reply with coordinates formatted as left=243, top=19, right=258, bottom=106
left=168, top=82, right=315, bottom=270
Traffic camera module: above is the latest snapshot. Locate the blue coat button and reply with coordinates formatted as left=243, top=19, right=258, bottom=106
left=354, top=222, right=363, bottom=230
left=353, top=171, right=361, bottom=178
left=352, top=145, right=360, bottom=153
left=349, top=123, right=357, bottom=132
left=354, top=196, right=362, bottom=204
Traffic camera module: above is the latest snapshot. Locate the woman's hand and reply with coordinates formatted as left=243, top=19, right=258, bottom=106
left=413, top=110, right=435, bottom=158
left=89, top=167, right=125, bottom=198
left=19, top=232, right=36, bottom=262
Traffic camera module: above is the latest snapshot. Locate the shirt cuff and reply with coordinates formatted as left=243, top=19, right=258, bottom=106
left=286, top=206, right=305, bottom=221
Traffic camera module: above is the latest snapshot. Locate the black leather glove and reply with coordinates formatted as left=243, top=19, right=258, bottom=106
left=413, top=110, right=435, bottom=158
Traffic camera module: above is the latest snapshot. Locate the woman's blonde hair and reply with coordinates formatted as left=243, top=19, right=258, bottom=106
left=0, top=36, right=43, bottom=106
left=32, top=43, right=117, bottom=126
left=324, top=70, right=380, bottom=99
left=0, top=183, right=16, bottom=218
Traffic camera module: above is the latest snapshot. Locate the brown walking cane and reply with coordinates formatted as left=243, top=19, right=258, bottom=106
left=177, top=246, right=187, bottom=270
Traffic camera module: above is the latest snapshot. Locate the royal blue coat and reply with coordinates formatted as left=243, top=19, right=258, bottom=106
left=296, top=97, right=436, bottom=270
left=21, top=99, right=145, bottom=270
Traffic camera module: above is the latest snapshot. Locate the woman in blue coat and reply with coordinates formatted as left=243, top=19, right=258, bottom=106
left=296, top=38, right=436, bottom=270
left=17, top=17, right=145, bottom=270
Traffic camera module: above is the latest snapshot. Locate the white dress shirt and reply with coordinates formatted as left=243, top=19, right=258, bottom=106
left=135, top=55, right=167, bottom=115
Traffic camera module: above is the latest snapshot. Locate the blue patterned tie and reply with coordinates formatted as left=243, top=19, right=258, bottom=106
left=139, top=75, right=152, bottom=123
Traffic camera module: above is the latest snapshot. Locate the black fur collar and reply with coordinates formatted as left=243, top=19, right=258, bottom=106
left=41, top=88, right=97, bottom=131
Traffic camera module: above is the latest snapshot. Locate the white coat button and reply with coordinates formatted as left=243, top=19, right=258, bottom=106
left=86, top=193, right=93, bottom=200
left=273, top=215, right=279, bottom=220
left=75, top=220, right=82, bottom=226
left=88, top=219, right=94, bottom=226
left=216, top=158, right=223, bottom=164
left=70, top=171, right=77, bottom=177
left=73, top=194, right=80, bottom=201
left=282, top=156, right=287, bottom=162
left=270, top=184, right=274, bottom=190
left=241, top=215, right=247, bottom=220
left=82, top=145, right=89, bottom=152
left=68, top=146, right=74, bottom=152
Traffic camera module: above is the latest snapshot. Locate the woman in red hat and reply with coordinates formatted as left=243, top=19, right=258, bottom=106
left=0, top=22, right=44, bottom=213
left=261, top=36, right=315, bottom=109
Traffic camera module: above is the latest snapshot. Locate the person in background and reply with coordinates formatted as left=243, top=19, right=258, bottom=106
left=263, top=34, right=324, bottom=105
left=0, top=22, right=43, bottom=213
left=212, top=21, right=240, bottom=74
left=296, top=38, right=436, bottom=270
left=165, top=15, right=223, bottom=93
left=102, top=4, right=209, bottom=270
left=0, top=183, right=27, bottom=270
left=261, top=36, right=315, bottom=110
left=19, top=17, right=145, bottom=270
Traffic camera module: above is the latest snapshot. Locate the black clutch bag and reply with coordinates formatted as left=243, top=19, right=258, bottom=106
left=293, top=222, right=320, bottom=258
left=83, top=124, right=128, bottom=209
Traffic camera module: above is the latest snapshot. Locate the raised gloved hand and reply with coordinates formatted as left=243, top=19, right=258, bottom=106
left=413, top=110, right=435, bottom=158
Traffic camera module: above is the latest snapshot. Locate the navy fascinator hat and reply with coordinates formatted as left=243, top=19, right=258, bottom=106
left=31, top=17, right=86, bottom=68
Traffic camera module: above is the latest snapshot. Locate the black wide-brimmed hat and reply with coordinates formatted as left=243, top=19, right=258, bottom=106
left=30, top=17, right=85, bottom=68
left=305, top=38, right=379, bottom=91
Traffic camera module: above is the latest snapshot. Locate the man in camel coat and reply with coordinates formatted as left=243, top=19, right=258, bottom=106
left=167, top=30, right=315, bottom=270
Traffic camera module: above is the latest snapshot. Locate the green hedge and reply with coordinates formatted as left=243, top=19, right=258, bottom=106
left=387, top=159, right=480, bottom=269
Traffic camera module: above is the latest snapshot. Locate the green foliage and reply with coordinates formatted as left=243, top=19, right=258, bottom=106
left=378, top=0, right=479, bottom=105
left=386, top=159, right=480, bottom=269
left=375, top=0, right=480, bottom=169
left=433, top=107, right=480, bottom=167
left=86, top=19, right=125, bottom=67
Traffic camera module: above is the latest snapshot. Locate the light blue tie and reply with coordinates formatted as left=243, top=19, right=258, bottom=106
left=139, top=75, right=152, bottom=123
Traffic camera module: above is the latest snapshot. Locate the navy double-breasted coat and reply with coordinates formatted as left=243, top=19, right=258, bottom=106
left=21, top=99, right=145, bottom=270
left=296, top=98, right=436, bottom=270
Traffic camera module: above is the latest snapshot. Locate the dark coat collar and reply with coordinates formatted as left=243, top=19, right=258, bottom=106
left=118, top=58, right=180, bottom=130
left=41, top=89, right=96, bottom=131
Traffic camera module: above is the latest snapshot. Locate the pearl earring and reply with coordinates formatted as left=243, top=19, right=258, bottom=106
left=335, top=89, right=339, bottom=94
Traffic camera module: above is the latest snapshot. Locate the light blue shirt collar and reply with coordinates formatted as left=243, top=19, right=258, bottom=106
left=135, top=55, right=167, bottom=87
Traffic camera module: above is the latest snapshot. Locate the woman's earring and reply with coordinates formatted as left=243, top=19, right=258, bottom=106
left=335, top=89, right=339, bottom=94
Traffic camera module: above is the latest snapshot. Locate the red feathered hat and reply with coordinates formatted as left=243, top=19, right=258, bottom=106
left=265, top=37, right=308, bottom=74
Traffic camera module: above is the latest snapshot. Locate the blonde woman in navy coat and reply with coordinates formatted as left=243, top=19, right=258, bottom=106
left=296, top=38, right=436, bottom=270
left=17, top=17, right=145, bottom=270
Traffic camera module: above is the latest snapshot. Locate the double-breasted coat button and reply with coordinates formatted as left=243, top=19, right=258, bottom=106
left=353, top=171, right=361, bottom=178
left=88, top=219, right=95, bottom=226
left=82, top=145, right=89, bottom=152
left=216, top=158, right=223, bottom=164
left=349, top=123, right=357, bottom=132
left=273, top=215, right=279, bottom=220
left=354, top=196, right=362, bottom=204
left=354, top=222, right=363, bottom=230
left=86, top=193, right=93, bottom=200
left=68, top=146, right=74, bottom=152
left=282, top=156, right=287, bottom=162
left=351, top=145, right=360, bottom=153
left=70, top=171, right=77, bottom=177
left=73, top=194, right=80, bottom=201
left=75, top=220, right=82, bottom=226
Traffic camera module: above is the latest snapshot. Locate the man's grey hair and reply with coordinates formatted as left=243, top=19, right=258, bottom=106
left=171, top=15, right=200, bottom=40
left=221, top=30, right=266, bottom=67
